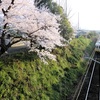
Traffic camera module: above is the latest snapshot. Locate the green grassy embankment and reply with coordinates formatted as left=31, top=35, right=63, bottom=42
left=0, top=36, right=95, bottom=100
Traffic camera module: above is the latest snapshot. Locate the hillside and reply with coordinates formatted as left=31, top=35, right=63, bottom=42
left=0, top=36, right=95, bottom=100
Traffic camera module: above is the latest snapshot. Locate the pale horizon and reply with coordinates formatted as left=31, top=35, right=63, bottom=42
left=53, top=0, right=100, bottom=31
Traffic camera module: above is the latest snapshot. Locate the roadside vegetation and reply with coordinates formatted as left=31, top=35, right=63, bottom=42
left=0, top=36, right=96, bottom=100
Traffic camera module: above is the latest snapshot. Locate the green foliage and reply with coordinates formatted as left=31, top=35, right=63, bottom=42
left=0, top=36, right=95, bottom=100
left=35, top=0, right=73, bottom=40
left=34, top=0, right=63, bottom=15
left=59, top=14, right=73, bottom=40
left=34, top=0, right=52, bottom=8
left=50, top=2, right=63, bottom=15
left=49, top=2, right=73, bottom=40
left=87, top=31, right=98, bottom=39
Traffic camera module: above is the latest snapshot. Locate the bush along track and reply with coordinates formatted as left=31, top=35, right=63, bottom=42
left=0, top=36, right=95, bottom=100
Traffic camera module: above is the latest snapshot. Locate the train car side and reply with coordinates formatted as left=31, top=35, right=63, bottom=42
left=95, top=40, right=100, bottom=52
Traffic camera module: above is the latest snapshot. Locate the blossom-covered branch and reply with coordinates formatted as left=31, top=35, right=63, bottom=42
left=0, top=0, right=65, bottom=62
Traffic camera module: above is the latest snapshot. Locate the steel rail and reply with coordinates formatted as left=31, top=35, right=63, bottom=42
left=74, top=50, right=95, bottom=100
left=85, top=57, right=100, bottom=64
left=85, top=61, right=96, bottom=100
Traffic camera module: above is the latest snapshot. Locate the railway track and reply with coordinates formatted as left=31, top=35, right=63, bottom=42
left=75, top=52, right=100, bottom=100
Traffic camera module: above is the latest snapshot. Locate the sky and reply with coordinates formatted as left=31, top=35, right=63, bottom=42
left=53, top=0, right=100, bottom=30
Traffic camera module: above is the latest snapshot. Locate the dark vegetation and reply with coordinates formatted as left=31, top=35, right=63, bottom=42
left=0, top=36, right=95, bottom=100
left=50, top=2, right=73, bottom=40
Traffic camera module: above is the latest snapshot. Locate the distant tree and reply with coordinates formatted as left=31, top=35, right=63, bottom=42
left=59, top=14, right=73, bottom=40
left=87, top=31, right=97, bottom=39
left=34, top=0, right=73, bottom=40
left=49, top=2, right=63, bottom=15
left=0, top=0, right=65, bottom=61
left=47, top=2, right=73, bottom=40
left=34, top=0, right=52, bottom=8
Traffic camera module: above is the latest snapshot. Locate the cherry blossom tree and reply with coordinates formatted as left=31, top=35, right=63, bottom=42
left=0, top=0, right=65, bottom=61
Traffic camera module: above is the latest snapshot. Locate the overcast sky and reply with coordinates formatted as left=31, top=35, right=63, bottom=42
left=53, top=0, right=100, bottom=30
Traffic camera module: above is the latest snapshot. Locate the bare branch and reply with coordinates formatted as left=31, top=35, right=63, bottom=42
left=11, top=0, right=14, bottom=5
left=2, top=9, right=7, bottom=16
left=11, top=38, right=22, bottom=45
left=0, top=0, right=2, bottom=3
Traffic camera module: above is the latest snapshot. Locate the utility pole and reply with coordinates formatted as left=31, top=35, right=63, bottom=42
left=59, top=0, right=60, bottom=6
left=65, top=0, right=67, bottom=17
left=78, top=12, right=79, bottom=30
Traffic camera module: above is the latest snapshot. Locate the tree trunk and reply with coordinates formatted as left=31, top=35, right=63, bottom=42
left=0, top=23, right=10, bottom=55
left=0, top=37, right=6, bottom=55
